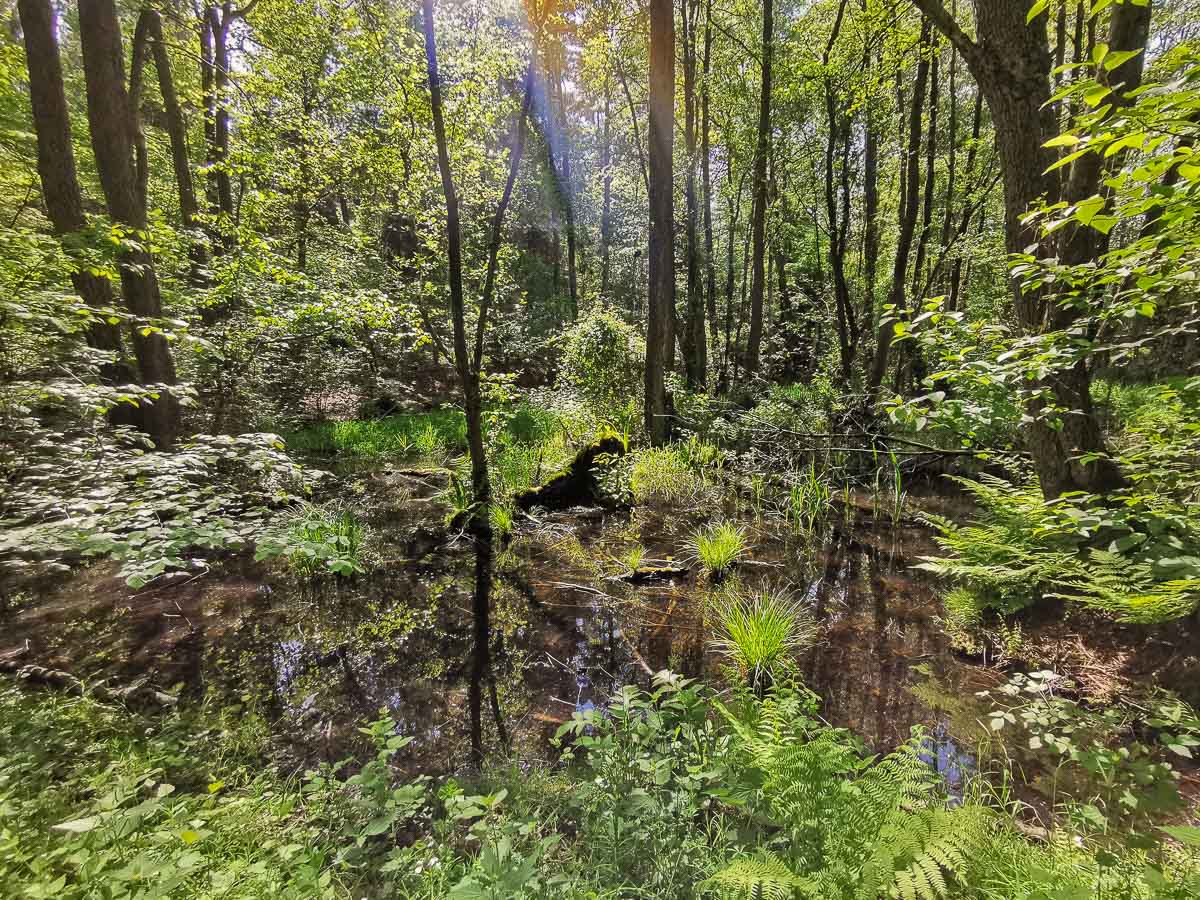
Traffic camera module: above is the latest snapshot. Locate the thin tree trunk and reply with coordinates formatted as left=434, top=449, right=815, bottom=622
left=744, top=0, right=772, bottom=374
left=646, top=0, right=675, bottom=443
left=600, top=84, right=613, bottom=297
left=701, top=0, right=719, bottom=374
left=78, top=0, right=179, bottom=449
left=947, top=88, right=982, bottom=312
left=868, top=19, right=930, bottom=391
left=823, top=0, right=853, bottom=383
left=910, top=47, right=939, bottom=302
left=862, top=55, right=880, bottom=352
left=130, top=10, right=208, bottom=283
left=681, top=0, right=705, bottom=389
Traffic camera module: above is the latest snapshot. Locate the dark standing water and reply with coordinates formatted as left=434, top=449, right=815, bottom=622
left=0, top=467, right=991, bottom=777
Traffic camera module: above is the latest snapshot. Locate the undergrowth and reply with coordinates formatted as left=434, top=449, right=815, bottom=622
left=2, top=673, right=1198, bottom=899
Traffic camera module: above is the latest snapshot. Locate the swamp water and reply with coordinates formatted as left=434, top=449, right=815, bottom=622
left=1, top=464, right=989, bottom=790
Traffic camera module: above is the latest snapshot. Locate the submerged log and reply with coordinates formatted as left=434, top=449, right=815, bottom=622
left=515, top=435, right=626, bottom=511
left=0, top=650, right=177, bottom=708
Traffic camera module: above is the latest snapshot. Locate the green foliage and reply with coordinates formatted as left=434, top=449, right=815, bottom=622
left=709, top=585, right=817, bottom=688
left=978, top=671, right=1197, bottom=839
left=0, top=682, right=348, bottom=898
left=1, top=428, right=320, bottom=588
left=558, top=305, right=645, bottom=416
left=918, top=466, right=1200, bottom=624
left=781, top=463, right=833, bottom=533
left=255, top=501, right=369, bottom=577
left=686, top=521, right=748, bottom=575
left=630, top=445, right=700, bottom=503
left=286, top=410, right=468, bottom=459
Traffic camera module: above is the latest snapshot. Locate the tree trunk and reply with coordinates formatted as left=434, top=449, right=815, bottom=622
left=600, top=85, right=613, bottom=297
left=131, top=9, right=208, bottom=282
left=823, top=0, right=853, bottom=383
left=645, top=0, right=675, bottom=444
left=701, top=0, right=719, bottom=373
left=17, top=0, right=128, bottom=372
left=947, top=88, right=983, bottom=311
left=78, top=0, right=179, bottom=449
left=681, top=0, right=706, bottom=389
left=911, top=0, right=1127, bottom=498
left=862, top=56, right=880, bottom=349
left=868, top=20, right=930, bottom=391
left=744, top=0, right=772, bottom=374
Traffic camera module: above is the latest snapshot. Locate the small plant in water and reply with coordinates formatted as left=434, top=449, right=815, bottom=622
left=256, top=501, right=368, bottom=577
left=783, top=463, right=832, bottom=533
left=686, top=521, right=748, bottom=577
left=710, top=585, right=817, bottom=689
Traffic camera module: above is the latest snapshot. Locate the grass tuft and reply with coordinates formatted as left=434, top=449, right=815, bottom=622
left=686, top=521, right=748, bottom=576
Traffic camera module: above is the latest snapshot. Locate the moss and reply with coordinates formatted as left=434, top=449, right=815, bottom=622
left=514, top=435, right=626, bottom=511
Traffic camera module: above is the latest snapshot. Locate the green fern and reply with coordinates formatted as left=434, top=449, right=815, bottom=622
left=702, top=851, right=814, bottom=899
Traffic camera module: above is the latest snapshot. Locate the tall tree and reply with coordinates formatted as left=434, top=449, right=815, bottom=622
left=681, top=0, right=706, bottom=388
left=868, top=20, right=931, bottom=390
left=78, top=0, right=180, bottom=448
left=130, top=9, right=208, bottom=282
left=744, top=0, right=773, bottom=374
left=420, top=0, right=532, bottom=766
left=910, top=0, right=1146, bottom=497
left=17, top=0, right=128, bottom=376
left=645, top=0, right=675, bottom=442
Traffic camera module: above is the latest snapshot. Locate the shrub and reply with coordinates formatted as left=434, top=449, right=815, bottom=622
left=255, top=501, right=368, bottom=577
left=559, top=305, right=644, bottom=415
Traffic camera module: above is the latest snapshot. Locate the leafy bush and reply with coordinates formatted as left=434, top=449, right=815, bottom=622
left=0, top=683, right=350, bottom=898
left=559, top=305, right=644, bottom=416
left=919, top=467, right=1200, bottom=624
left=1, top=429, right=321, bottom=588
left=5, top=672, right=1199, bottom=900
left=255, top=501, right=369, bottom=577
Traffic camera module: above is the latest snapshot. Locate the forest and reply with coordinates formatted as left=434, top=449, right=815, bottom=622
left=1, top=0, right=1200, bottom=895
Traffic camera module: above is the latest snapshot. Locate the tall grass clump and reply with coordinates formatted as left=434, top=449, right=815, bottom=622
left=629, top=445, right=696, bottom=503
left=710, top=585, right=818, bottom=688
left=286, top=410, right=467, bottom=459
left=782, top=463, right=832, bottom=532
left=685, top=521, right=747, bottom=577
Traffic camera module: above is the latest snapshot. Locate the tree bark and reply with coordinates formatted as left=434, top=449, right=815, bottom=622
left=78, top=0, right=179, bottom=448
left=744, top=0, right=772, bottom=375
left=17, top=0, right=127, bottom=371
left=645, top=0, right=675, bottom=444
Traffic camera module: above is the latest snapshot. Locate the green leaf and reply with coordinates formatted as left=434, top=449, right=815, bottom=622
left=1026, top=0, right=1049, bottom=23
left=52, top=816, right=101, bottom=834
left=1160, top=825, right=1200, bottom=848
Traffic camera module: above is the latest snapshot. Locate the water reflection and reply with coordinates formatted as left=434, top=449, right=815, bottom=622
left=2, top=494, right=974, bottom=773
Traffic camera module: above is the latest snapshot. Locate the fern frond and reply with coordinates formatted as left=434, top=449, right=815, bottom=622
left=701, top=851, right=814, bottom=899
